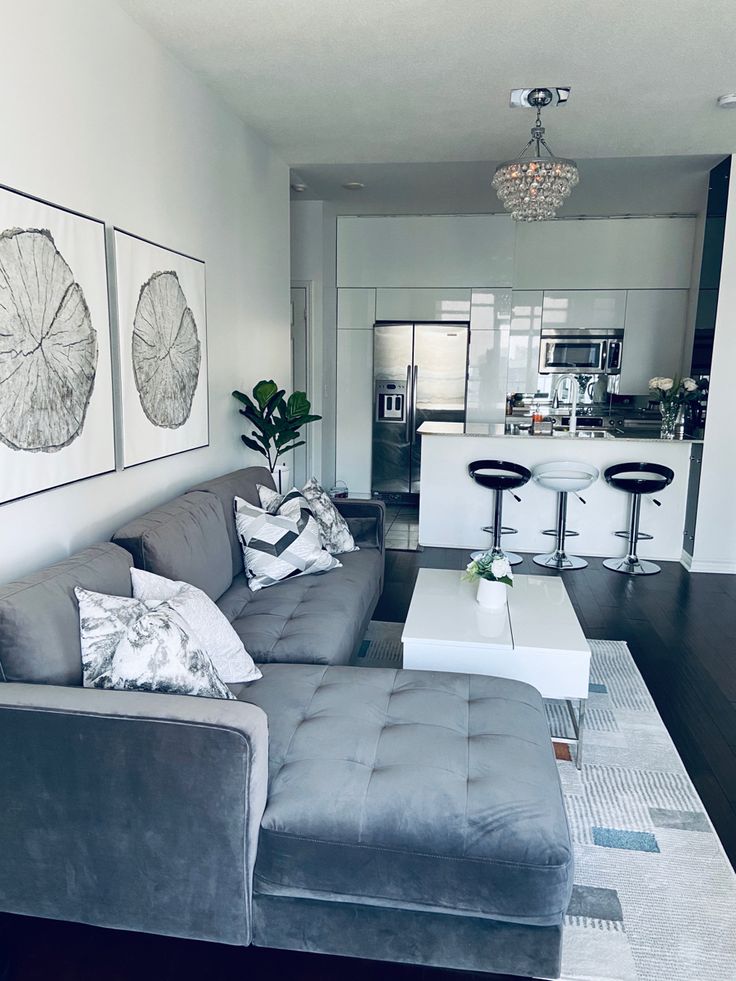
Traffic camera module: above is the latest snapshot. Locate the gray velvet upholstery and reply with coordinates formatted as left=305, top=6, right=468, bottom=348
left=0, top=469, right=570, bottom=977
left=253, top=893, right=563, bottom=978
left=217, top=550, right=383, bottom=665
left=0, top=543, right=132, bottom=686
left=112, top=491, right=232, bottom=601
left=188, top=467, right=275, bottom=579
left=234, top=664, right=574, bottom=927
left=0, top=682, right=268, bottom=945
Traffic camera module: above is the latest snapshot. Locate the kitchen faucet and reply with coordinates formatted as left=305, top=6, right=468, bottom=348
left=556, top=375, right=579, bottom=434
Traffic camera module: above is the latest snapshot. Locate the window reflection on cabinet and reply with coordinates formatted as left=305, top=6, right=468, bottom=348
left=508, top=291, right=543, bottom=396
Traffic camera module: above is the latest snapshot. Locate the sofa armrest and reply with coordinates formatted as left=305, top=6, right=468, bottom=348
left=0, top=683, right=268, bottom=946
left=335, top=498, right=385, bottom=552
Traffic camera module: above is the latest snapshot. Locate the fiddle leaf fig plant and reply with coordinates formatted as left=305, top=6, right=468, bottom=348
left=232, top=379, right=321, bottom=473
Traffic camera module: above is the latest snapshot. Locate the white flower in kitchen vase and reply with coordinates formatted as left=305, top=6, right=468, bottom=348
left=462, top=550, right=513, bottom=610
left=649, top=376, right=700, bottom=439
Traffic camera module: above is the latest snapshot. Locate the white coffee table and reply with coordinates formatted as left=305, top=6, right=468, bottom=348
left=401, top=569, right=591, bottom=768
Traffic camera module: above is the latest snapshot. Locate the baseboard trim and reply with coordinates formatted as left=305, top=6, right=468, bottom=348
left=684, top=557, right=736, bottom=574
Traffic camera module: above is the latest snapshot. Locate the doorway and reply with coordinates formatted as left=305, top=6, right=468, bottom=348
left=290, top=285, right=309, bottom=487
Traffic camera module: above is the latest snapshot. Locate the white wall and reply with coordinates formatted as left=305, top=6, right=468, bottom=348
left=290, top=199, right=337, bottom=486
left=691, top=154, right=736, bottom=572
left=0, top=0, right=290, bottom=582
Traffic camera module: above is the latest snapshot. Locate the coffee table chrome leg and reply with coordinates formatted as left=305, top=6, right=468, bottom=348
left=564, top=698, right=586, bottom=770
left=576, top=699, right=586, bottom=770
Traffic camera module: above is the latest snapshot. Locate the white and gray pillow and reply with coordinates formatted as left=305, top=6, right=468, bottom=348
left=234, top=490, right=341, bottom=591
left=131, top=568, right=261, bottom=684
left=75, top=587, right=234, bottom=700
left=258, top=478, right=358, bottom=555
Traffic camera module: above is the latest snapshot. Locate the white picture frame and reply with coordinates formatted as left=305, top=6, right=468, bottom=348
left=0, top=184, right=115, bottom=505
left=111, top=229, right=209, bottom=469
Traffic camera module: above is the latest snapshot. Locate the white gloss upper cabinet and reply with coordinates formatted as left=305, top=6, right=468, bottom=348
left=508, top=291, right=543, bottom=395
left=376, top=288, right=471, bottom=323
left=515, top=217, right=695, bottom=289
left=466, top=329, right=509, bottom=425
left=337, top=215, right=514, bottom=288
left=619, top=290, right=689, bottom=396
left=336, top=329, right=373, bottom=496
left=470, top=289, right=512, bottom=331
left=337, top=289, right=376, bottom=329
left=542, top=291, right=627, bottom=331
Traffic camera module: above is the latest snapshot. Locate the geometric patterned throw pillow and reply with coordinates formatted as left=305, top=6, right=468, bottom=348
left=258, top=478, right=358, bottom=555
left=75, top=587, right=235, bottom=700
left=234, top=491, right=341, bottom=592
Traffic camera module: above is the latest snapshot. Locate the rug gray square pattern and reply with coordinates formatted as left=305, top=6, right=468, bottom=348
left=354, top=623, right=736, bottom=981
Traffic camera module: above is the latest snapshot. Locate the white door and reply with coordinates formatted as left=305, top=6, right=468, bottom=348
left=290, top=286, right=309, bottom=487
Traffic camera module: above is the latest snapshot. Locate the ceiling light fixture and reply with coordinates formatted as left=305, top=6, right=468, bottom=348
left=717, top=93, right=736, bottom=109
left=290, top=181, right=308, bottom=192
left=492, top=87, right=579, bottom=222
left=342, top=181, right=365, bottom=190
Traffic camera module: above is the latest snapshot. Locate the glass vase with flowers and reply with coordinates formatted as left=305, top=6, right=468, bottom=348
left=648, top=376, right=699, bottom=439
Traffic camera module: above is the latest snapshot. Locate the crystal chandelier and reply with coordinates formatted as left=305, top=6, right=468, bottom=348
left=492, top=88, right=579, bottom=221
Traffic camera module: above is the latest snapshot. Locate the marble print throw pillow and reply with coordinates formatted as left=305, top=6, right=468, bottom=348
left=130, top=568, right=261, bottom=684
left=258, top=478, right=358, bottom=555
left=234, top=491, right=341, bottom=591
left=75, top=587, right=234, bottom=700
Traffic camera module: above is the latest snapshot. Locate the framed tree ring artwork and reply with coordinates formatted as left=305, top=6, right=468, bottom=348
left=112, top=229, right=209, bottom=468
left=0, top=184, right=115, bottom=505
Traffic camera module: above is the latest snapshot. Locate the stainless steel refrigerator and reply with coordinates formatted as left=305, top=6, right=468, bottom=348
left=372, top=322, right=469, bottom=496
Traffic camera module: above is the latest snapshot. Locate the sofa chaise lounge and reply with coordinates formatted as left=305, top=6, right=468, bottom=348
left=0, top=467, right=574, bottom=978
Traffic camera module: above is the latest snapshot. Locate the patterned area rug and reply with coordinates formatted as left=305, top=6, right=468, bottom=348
left=354, top=624, right=736, bottom=981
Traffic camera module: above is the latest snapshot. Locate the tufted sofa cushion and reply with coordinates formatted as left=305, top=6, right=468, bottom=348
left=216, top=550, right=382, bottom=665
left=235, top=664, right=574, bottom=927
left=112, top=492, right=232, bottom=602
left=188, top=467, right=275, bottom=580
left=0, top=543, right=133, bottom=687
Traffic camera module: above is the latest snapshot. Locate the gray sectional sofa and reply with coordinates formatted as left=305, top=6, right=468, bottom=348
left=0, top=466, right=574, bottom=978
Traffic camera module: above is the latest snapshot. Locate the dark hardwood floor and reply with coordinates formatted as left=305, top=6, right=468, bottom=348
left=2, top=546, right=734, bottom=981
left=377, top=547, right=736, bottom=867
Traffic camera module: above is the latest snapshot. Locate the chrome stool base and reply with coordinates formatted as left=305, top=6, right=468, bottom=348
left=533, top=551, right=588, bottom=571
left=603, top=556, right=661, bottom=576
left=471, top=549, right=524, bottom=566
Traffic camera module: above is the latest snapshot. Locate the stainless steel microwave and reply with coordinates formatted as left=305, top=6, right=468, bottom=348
left=539, top=328, right=623, bottom=375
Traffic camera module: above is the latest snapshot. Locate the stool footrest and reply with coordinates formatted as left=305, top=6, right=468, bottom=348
left=481, top=526, right=518, bottom=536
left=614, top=530, right=654, bottom=541
left=542, top=529, right=579, bottom=538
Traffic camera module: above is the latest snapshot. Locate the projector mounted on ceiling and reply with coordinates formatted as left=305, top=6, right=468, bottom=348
left=509, top=87, right=571, bottom=109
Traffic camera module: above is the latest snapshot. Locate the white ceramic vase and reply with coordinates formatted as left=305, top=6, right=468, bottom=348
left=476, top=578, right=507, bottom=610
left=273, top=464, right=291, bottom=494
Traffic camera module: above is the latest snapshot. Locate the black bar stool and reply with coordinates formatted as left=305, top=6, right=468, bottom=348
left=603, top=462, right=674, bottom=576
left=468, top=459, right=531, bottom=566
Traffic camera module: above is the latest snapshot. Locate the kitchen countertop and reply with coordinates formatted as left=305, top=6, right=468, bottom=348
left=417, top=421, right=703, bottom=443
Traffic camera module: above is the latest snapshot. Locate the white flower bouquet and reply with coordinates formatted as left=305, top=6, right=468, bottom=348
left=648, top=376, right=699, bottom=406
left=462, top=551, right=514, bottom=588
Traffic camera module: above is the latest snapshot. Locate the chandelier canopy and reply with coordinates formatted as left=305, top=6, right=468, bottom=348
left=492, top=88, right=579, bottom=222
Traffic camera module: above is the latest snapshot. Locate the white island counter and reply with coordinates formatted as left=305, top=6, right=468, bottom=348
left=418, top=422, right=699, bottom=563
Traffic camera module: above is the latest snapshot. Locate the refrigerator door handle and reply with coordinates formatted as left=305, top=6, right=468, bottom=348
left=404, top=363, right=413, bottom=443
left=411, top=364, right=419, bottom=445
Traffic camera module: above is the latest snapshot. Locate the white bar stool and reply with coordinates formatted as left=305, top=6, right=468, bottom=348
left=531, top=461, right=600, bottom=570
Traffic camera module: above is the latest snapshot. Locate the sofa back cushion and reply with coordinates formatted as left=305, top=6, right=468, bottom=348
left=112, top=492, right=232, bottom=602
left=188, top=467, right=276, bottom=580
left=0, top=543, right=133, bottom=686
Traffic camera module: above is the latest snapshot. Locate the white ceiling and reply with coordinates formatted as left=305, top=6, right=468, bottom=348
left=290, top=156, right=719, bottom=216
left=119, top=0, right=736, bottom=166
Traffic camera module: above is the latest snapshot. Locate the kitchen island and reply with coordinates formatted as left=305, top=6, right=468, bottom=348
left=418, top=422, right=700, bottom=562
